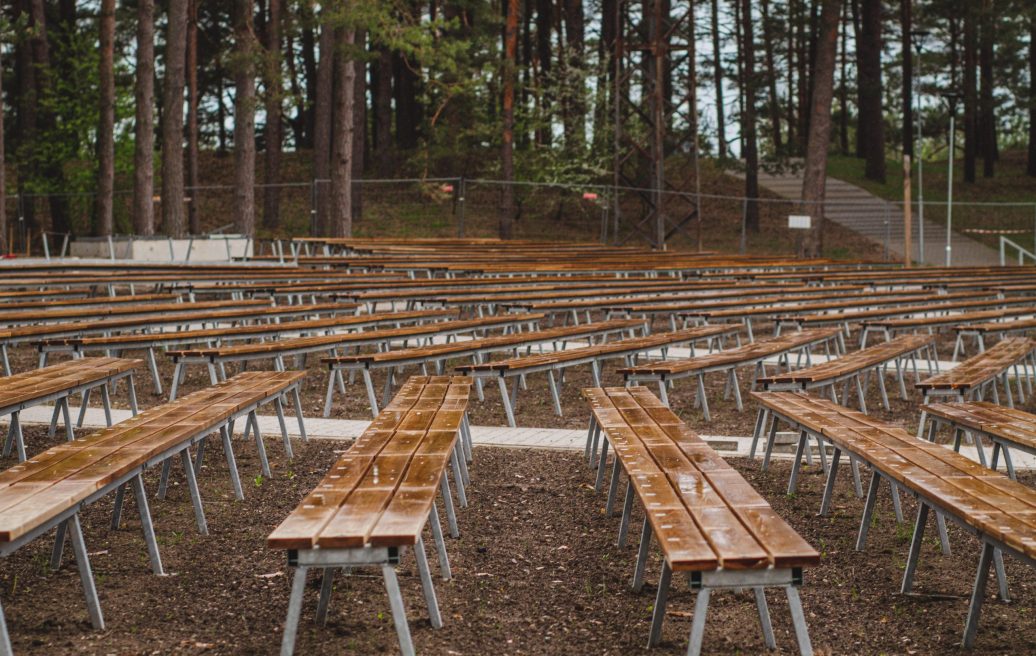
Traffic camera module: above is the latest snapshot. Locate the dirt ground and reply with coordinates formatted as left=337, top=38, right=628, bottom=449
left=1, top=426, right=1034, bottom=655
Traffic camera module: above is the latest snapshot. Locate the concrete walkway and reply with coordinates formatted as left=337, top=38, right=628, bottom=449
left=755, top=169, right=1001, bottom=266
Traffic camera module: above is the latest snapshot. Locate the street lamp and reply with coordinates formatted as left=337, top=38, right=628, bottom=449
left=911, top=29, right=930, bottom=265
left=942, top=91, right=961, bottom=267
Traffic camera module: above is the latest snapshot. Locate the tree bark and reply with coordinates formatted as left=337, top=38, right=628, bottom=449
left=534, top=0, right=552, bottom=147
left=330, top=27, right=356, bottom=238
left=186, top=0, right=200, bottom=233
left=393, top=51, right=420, bottom=150
left=501, top=0, right=518, bottom=240
left=133, top=0, right=156, bottom=236
left=901, top=0, right=912, bottom=158
left=263, top=0, right=283, bottom=229
left=562, top=0, right=585, bottom=152
left=978, top=0, right=995, bottom=177
left=710, top=0, right=726, bottom=156
left=94, top=0, right=115, bottom=237
left=760, top=0, right=782, bottom=154
left=740, top=0, right=759, bottom=232
left=233, top=0, right=257, bottom=237
left=1028, top=12, right=1036, bottom=177
left=314, top=17, right=334, bottom=235
left=800, top=0, right=842, bottom=258
left=300, top=8, right=318, bottom=147
left=838, top=0, right=849, bottom=155
left=0, top=46, right=6, bottom=254
left=161, top=0, right=188, bottom=237
left=351, top=30, right=366, bottom=221
left=15, top=0, right=39, bottom=239
left=964, top=4, right=977, bottom=183
left=858, top=0, right=885, bottom=182
left=786, top=0, right=797, bottom=152
left=373, top=46, right=393, bottom=172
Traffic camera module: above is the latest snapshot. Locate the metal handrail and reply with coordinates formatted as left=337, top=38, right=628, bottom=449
left=999, top=236, right=1036, bottom=266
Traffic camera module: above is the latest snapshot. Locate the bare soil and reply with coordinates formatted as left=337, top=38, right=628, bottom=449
left=1, top=426, right=1034, bottom=655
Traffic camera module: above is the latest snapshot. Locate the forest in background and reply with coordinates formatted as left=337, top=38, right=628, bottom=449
left=1, top=0, right=1035, bottom=253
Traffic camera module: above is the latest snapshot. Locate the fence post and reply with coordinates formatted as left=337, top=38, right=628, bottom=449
left=457, top=177, right=466, bottom=238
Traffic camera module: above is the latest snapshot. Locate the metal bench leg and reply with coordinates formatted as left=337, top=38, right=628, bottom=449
left=157, top=458, right=173, bottom=500
left=696, top=374, right=710, bottom=422
left=322, top=369, right=337, bottom=418
left=730, top=369, right=744, bottom=411
left=606, top=456, right=622, bottom=516
left=132, top=474, right=165, bottom=575
left=762, top=413, right=779, bottom=472
left=280, top=566, right=308, bottom=656
left=594, top=436, right=610, bottom=493
left=51, top=520, right=68, bottom=570
left=451, top=445, right=472, bottom=505
left=59, top=397, right=74, bottom=441
left=584, top=416, right=598, bottom=462
left=497, top=376, right=517, bottom=428
left=274, top=397, right=294, bottom=460
left=0, top=345, right=10, bottom=376
left=3, top=412, right=25, bottom=462
left=315, top=567, right=335, bottom=624
left=460, top=415, right=473, bottom=464
left=856, top=471, right=881, bottom=551
left=98, top=384, right=114, bottom=427
left=754, top=587, right=777, bottom=649
left=546, top=370, right=564, bottom=417
left=686, top=588, right=711, bottom=656
left=787, top=430, right=808, bottom=494
left=993, top=547, right=1010, bottom=602
left=383, top=564, right=416, bottom=656
left=454, top=441, right=470, bottom=487
left=786, top=585, right=813, bottom=656
left=415, top=536, right=443, bottom=629
left=901, top=502, right=929, bottom=593
left=962, top=542, right=995, bottom=649
left=361, top=369, right=379, bottom=417
left=615, top=479, right=636, bottom=548
left=220, top=425, right=245, bottom=500
left=48, top=402, right=61, bottom=438
left=439, top=474, right=459, bottom=538
left=181, top=448, right=209, bottom=535
left=111, top=482, right=127, bottom=530
left=890, top=483, right=905, bottom=523
left=250, top=411, right=272, bottom=478
left=194, top=438, right=207, bottom=473
left=146, top=347, right=164, bottom=396
left=647, top=560, right=672, bottom=647
left=430, top=503, right=451, bottom=579
left=935, top=512, right=951, bottom=555
left=631, top=517, right=652, bottom=593
left=0, top=597, right=10, bottom=656
left=69, top=514, right=105, bottom=630
left=168, top=364, right=182, bottom=401
left=749, top=408, right=768, bottom=459
left=290, top=387, right=308, bottom=442
left=819, top=448, right=841, bottom=516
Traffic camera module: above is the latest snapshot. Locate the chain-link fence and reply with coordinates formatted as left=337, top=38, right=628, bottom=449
left=3, top=177, right=1034, bottom=264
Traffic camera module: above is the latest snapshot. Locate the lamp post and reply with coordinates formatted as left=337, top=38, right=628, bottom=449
left=942, top=91, right=961, bottom=267
left=911, top=29, right=930, bottom=264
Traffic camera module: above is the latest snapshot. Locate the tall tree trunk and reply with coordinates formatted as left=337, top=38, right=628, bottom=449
left=0, top=46, right=6, bottom=254
left=534, top=0, right=552, bottom=146
left=838, top=0, right=849, bottom=154
left=161, top=0, right=188, bottom=237
left=740, top=0, right=760, bottom=232
left=710, top=0, right=726, bottom=156
left=233, top=0, right=257, bottom=236
left=314, top=19, right=334, bottom=235
left=330, top=27, right=356, bottom=238
left=733, top=0, right=744, bottom=156
left=300, top=10, right=318, bottom=147
left=352, top=30, right=366, bottom=222
left=133, top=0, right=156, bottom=236
left=186, top=0, right=200, bottom=233
left=801, top=0, right=842, bottom=258
left=978, top=0, right=995, bottom=178
left=562, top=0, right=585, bottom=152
left=858, top=0, right=885, bottom=182
left=393, top=52, right=420, bottom=150
left=501, top=0, right=518, bottom=240
left=373, top=46, right=393, bottom=172
left=15, top=0, right=38, bottom=240
left=901, top=0, right=912, bottom=158
left=1028, top=12, right=1036, bottom=177
left=850, top=0, right=864, bottom=156
left=964, top=4, right=977, bottom=183
left=786, top=0, right=797, bottom=152
left=94, top=0, right=115, bottom=237
left=796, top=0, right=810, bottom=150
left=760, top=0, right=782, bottom=154
left=263, top=0, right=283, bottom=229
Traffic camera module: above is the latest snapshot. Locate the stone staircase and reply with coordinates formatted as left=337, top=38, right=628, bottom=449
left=755, top=169, right=1001, bottom=266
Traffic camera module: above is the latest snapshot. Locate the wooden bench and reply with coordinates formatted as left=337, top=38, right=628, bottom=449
left=751, top=390, right=1036, bottom=648
left=0, top=371, right=306, bottom=649
left=620, top=328, right=842, bottom=421
left=456, top=324, right=738, bottom=426
left=920, top=401, right=1036, bottom=480
left=916, top=338, right=1036, bottom=435
left=583, top=386, right=817, bottom=655
left=0, top=357, right=142, bottom=462
left=268, top=376, right=472, bottom=656
left=323, top=318, right=645, bottom=417
left=0, top=301, right=357, bottom=375
left=859, top=304, right=1036, bottom=350
left=167, top=312, right=551, bottom=403
left=40, top=308, right=454, bottom=396
left=954, top=316, right=1036, bottom=358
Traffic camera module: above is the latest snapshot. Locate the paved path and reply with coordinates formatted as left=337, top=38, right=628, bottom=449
left=755, top=169, right=1001, bottom=266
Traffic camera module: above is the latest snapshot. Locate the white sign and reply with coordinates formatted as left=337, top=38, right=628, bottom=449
left=788, top=215, right=812, bottom=230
